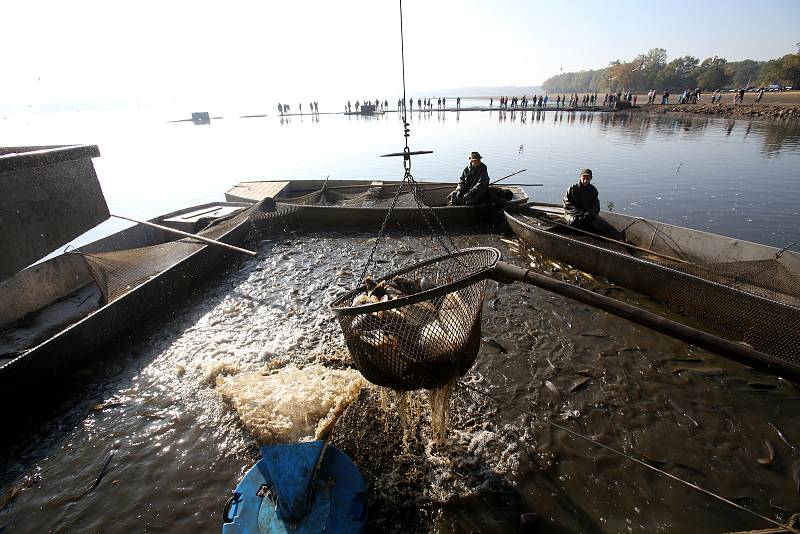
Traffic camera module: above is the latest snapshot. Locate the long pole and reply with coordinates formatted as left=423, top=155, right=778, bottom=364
left=490, top=168, right=527, bottom=185
left=491, top=261, right=800, bottom=378
left=530, top=212, right=689, bottom=264
left=111, top=214, right=257, bottom=256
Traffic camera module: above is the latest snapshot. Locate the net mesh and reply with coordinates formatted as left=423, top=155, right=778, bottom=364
left=519, top=216, right=800, bottom=368
left=331, top=247, right=500, bottom=391
left=80, top=200, right=271, bottom=304
left=277, top=184, right=436, bottom=208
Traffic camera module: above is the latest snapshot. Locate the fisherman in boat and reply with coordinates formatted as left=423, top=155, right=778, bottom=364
left=563, top=168, right=601, bottom=229
left=448, top=152, right=490, bottom=206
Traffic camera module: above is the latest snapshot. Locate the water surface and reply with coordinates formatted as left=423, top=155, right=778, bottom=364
left=1, top=110, right=799, bottom=533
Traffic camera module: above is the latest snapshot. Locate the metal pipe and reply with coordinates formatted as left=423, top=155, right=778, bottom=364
left=491, top=261, right=800, bottom=379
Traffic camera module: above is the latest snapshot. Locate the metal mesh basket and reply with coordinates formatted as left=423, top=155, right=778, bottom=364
left=331, top=247, right=500, bottom=391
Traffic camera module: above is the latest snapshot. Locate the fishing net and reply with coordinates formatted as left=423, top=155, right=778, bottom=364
left=516, top=214, right=800, bottom=369
left=331, top=247, right=500, bottom=391
left=276, top=182, right=438, bottom=208
left=80, top=200, right=273, bottom=304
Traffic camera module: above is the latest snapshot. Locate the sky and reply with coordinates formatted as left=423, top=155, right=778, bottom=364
left=2, top=0, right=799, bottom=112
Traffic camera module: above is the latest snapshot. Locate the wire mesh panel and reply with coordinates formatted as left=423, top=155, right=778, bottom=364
left=331, top=247, right=500, bottom=391
left=512, top=216, right=800, bottom=370
left=81, top=200, right=272, bottom=303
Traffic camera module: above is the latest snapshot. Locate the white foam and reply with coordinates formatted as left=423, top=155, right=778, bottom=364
left=216, top=364, right=365, bottom=444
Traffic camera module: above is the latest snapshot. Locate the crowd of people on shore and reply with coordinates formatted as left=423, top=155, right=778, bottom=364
left=281, top=86, right=777, bottom=117
left=277, top=101, right=320, bottom=115
left=644, top=86, right=768, bottom=106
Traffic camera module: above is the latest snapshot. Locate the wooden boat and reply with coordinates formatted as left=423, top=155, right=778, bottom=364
left=0, top=200, right=264, bottom=394
left=505, top=204, right=800, bottom=372
left=226, top=179, right=528, bottom=229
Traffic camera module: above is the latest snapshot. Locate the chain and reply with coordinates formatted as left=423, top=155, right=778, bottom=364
left=358, top=172, right=410, bottom=283
left=405, top=173, right=466, bottom=267
left=357, top=0, right=462, bottom=281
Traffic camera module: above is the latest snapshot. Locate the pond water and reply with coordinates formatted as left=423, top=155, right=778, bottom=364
left=1, top=109, right=800, bottom=533
left=3, top=106, right=799, bottom=247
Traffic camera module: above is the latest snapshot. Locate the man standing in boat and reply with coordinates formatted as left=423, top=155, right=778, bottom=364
left=563, top=168, right=601, bottom=229
left=448, top=152, right=489, bottom=206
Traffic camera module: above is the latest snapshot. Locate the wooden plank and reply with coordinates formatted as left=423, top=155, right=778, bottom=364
left=226, top=181, right=289, bottom=202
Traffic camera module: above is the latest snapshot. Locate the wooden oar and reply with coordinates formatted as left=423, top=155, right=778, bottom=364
left=111, top=214, right=257, bottom=256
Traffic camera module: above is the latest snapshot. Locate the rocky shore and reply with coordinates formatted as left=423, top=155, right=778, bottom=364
left=634, top=102, right=800, bottom=120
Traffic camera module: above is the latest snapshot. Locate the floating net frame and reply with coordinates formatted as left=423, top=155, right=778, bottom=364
left=331, top=247, right=500, bottom=391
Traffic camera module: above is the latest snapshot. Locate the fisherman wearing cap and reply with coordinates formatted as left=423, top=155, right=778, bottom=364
left=448, top=152, right=490, bottom=206
left=563, top=168, right=601, bottom=228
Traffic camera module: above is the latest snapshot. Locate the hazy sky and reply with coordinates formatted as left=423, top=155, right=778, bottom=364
left=3, top=0, right=799, bottom=110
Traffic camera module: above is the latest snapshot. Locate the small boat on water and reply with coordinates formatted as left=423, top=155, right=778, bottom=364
left=505, top=204, right=800, bottom=373
left=225, top=179, right=528, bottom=228
left=0, top=200, right=267, bottom=396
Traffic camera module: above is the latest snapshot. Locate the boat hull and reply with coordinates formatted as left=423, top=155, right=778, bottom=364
left=225, top=179, right=529, bottom=230
left=505, top=207, right=800, bottom=372
left=0, top=203, right=255, bottom=397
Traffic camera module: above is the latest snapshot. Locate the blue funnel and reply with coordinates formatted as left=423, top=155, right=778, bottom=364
left=260, top=441, right=325, bottom=522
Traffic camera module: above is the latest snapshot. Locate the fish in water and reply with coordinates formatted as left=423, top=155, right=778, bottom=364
left=544, top=380, right=561, bottom=398
left=568, top=377, right=591, bottom=393
left=768, top=422, right=796, bottom=451
left=757, top=439, right=775, bottom=466
left=491, top=297, right=501, bottom=311
left=793, top=460, right=800, bottom=495
left=86, top=449, right=116, bottom=493
left=552, top=311, right=572, bottom=328
left=481, top=337, right=507, bottom=353
left=393, top=249, right=415, bottom=256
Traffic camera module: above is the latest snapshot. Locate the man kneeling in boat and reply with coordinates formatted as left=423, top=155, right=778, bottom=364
left=448, top=152, right=490, bottom=206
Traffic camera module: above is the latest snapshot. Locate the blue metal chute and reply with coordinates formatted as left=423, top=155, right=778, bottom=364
left=260, top=441, right=325, bottom=522
left=222, top=441, right=367, bottom=534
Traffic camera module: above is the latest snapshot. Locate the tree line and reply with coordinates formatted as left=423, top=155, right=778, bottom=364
left=541, top=48, right=800, bottom=94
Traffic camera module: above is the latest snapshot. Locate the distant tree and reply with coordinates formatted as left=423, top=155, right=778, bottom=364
left=780, top=53, right=800, bottom=86
left=638, top=48, right=668, bottom=88
left=759, top=59, right=784, bottom=86
left=694, top=56, right=729, bottom=90
left=541, top=48, right=799, bottom=94
left=726, top=59, right=762, bottom=88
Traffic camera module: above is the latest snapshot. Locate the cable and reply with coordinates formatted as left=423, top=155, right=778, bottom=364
left=456, top=380, right=800, bottom=534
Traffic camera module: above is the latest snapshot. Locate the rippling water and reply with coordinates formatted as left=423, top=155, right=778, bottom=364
left=2, top=107, right=799, bottom=246
left=1, top=110, right=800, bottom=533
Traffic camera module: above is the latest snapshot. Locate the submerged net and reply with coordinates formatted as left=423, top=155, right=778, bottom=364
left=331, top=247, right=500, bottom=391
left=80, top=200, right=272, bottom=304
left=524, top=217, right=800, bottom=368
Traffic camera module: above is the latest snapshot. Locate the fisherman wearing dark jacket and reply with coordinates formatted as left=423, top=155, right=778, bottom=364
left=563, top=168, right=600, bottom=227
left=449, top=152, right=490, bottom=206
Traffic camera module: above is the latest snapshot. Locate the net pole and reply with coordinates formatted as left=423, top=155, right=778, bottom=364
left=111, top=214, right=257, bottom=256
left=491, top=261, right=800, bottom=378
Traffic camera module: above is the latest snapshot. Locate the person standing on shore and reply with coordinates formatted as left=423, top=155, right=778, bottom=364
left=457, top=96, right=461, bottom=109
left=448, top=152, right=490, bottom=206
left=755, top=88, right=765, bottom=103
left=278, top=103, right=283, bottom=116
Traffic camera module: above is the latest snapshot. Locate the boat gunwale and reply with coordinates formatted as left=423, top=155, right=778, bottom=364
left=504, top=209, right=800, bottom=312
left=0, top=204, right=254, bottom=375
